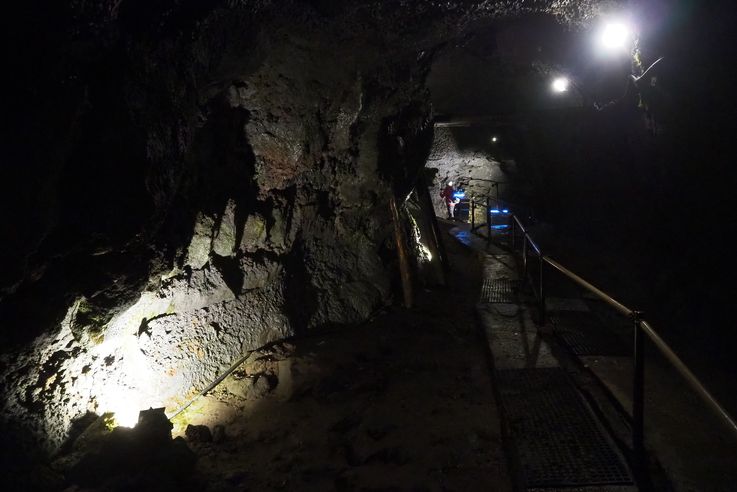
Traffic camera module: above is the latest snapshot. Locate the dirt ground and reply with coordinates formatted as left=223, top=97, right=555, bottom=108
left=176, top=223, right=513, bottom=491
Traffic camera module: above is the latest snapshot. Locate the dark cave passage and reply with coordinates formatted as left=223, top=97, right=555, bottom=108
left=3, top=1, right=737, bottom=491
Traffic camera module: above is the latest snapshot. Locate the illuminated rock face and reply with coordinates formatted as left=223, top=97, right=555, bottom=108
left=0, top=14, right=428, bottom=453
left=0, top=260, right=285, bottom=448
left=0, top=55, right=424, bottom=453
left=427, top=127, right=518, bottom=216
left=1, top=0, right=610, bottom=453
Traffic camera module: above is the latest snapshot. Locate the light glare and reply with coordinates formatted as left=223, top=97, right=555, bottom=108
left=598, top=21, right=632, bottom=52
left=106, top=388, right=141, bottom=427
left=114, top=408, right=140, bottom=428
left=551, top=77, right=569, bottom=93
left=421, top=243, right=433, bottom=262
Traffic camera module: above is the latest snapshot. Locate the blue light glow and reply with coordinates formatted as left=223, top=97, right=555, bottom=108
left=491, top=224, right=510, bottom=229
left=453, top=191, right=466, bottom=199
left=502, top=209, right=509, bottom=213
left=490, top=209, right=500, bottom=214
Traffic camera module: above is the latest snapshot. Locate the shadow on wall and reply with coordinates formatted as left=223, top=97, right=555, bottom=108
left=0, top=57, right=166, bottom=347
left=377, top=100, right=435, bottom=200
left=282, top=238, right=318, bottom=337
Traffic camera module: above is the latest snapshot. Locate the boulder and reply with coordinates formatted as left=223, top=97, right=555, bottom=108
left=185, top=213, right=216, bottom=269
left=185, top=424, right=213, bottom=443
left=212, top=199, right=238, bottom=257
left=240, top=214, right=268, bottom=253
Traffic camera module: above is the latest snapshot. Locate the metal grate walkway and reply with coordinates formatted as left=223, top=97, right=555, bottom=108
left=496, top=367, right=633, bottom=488
left=551, top=311, right=631, bottom=356
left=481, top=279, right=518, bottom=303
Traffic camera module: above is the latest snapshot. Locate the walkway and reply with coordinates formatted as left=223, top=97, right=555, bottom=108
left=451, top=223, right=637, bottom=491
left=450, top=220, right=737, bottom=491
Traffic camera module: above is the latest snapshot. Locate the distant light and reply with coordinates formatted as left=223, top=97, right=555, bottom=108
left=453, top=191, right=466, bottom=199
left=598, top=21, right=633, bottom=53
left=491, top=136, right=498, bottom=143
left=492, top=224, right=510, bottom=230
left=551, top=77, right=569, bottom=93
left=502, top=209, right=509, bottom=213
left=490, top=209, right=501, bottom=214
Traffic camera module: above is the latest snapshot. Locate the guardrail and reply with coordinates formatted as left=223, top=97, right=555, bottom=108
left=469, top=198, right=737, bottom=478
left=469, top=194, right=518, bottom=234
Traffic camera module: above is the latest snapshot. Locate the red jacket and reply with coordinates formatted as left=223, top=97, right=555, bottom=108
left=440, top=185, right=455, bottom=204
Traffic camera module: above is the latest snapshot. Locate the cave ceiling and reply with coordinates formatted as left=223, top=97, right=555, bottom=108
left=4, top=0, right=620, bottom=310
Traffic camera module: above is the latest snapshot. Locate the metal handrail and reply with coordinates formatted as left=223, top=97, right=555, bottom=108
left=638, top=320, right=737, bottom=436
left=512, top=215, right=541, bottom=255
left=510, top=213, right=737, bottom=461
left=471, top=194, right=516, bottom=214
left=540, top=250, right=737, bottom=471
left=543, top=256, right=631, bottom=316
left=466, top=178, right=508, bottom=184
left=468, top=203, right=737, bottom=477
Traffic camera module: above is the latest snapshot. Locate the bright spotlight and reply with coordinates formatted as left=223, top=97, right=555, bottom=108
left=113, top=408, right=140, bottom=428
left=598, top=21, right=633, bottom=53
left=108, top=390, right=141, bottom=427
left=491, top=136, right=498, bottom=143
left=551, top=77, right=569, bottom=93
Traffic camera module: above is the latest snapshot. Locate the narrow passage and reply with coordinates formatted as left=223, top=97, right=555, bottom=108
left=450, top=222, right=637, bottom=491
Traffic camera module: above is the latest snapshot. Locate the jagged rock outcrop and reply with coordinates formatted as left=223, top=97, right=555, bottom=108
left=1, top=0, right=613, bottom=458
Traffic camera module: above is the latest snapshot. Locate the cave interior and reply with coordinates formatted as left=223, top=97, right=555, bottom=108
left=3, top=0, right=737, bottom=490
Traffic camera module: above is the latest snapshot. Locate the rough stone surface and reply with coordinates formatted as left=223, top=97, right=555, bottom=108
left=185, top=424, right=213, bottom=443
left=427, top=126, right=521, bottom=217
left=240, top=214, right=268, bottom=253
left=169, top=227, right=514, bottom=490
left=185, top=213, right=217, bottom=270
left=138, top=287, right=292, bottom=406
left=211, top=424, right=226, bottom=443
left=240, top=256, right=282, bottom=292
left=1, top=0, right=614, bottom=459
left=212, top=199, right=238, bottom=257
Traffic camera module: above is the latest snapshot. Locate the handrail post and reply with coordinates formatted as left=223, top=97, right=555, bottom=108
left=523, top=235, right=528, bottom=277
left=511, top=214, right=737, bottom=452
left=539, top=252, right=545, bottom=324
left=511, top=216, right=516, bottom=250
left=389, top=195, right=413, bottom=308
left=632, top=311, right=646, bottom=478
left=471, top=200, right=475, bottom=230
left=486, top=196, right=491, bottom=247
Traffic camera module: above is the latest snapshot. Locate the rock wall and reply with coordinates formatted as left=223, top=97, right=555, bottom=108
left=1, top=0, right=610, bottom=455
left=426, top=126, right=522, bottom=217
left=0, top=32, right=432, bottom=455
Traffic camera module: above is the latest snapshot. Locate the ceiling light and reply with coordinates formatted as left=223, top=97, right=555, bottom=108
left=598, top=21, right=633, bottom=53
left=551, top=77, right=570, bottom=93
